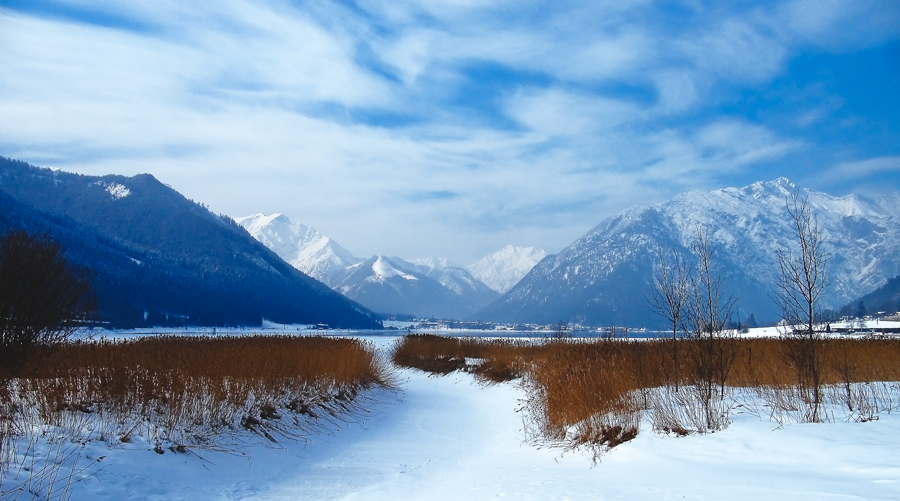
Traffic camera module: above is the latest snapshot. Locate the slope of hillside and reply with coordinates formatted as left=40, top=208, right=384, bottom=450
left=844, top=274, right=900, bottom=317
left=0, top=156, right=380, bottom=328
left=333, top=256, right=487, bottom=318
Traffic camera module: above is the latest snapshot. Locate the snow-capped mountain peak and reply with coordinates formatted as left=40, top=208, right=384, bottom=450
left=235, top=213, right=360, bottom=286
left=743, top=177, right=796, bottom=200
left=371, top=256, right=418, bottom=281
left=476, top=178, right=900, bottom=327
left=237, top=215, right=498, bottom=318
left=468, top=245, right=547, bottom=293
left=410, top=256, right=454, bottom=270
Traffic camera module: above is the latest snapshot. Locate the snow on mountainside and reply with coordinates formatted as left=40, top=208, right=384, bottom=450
left=370, top=256, right=418, bottom=281
left=236, top=214, right=499, bottom=318
left=468, top=245, right=547, bottom=293
left=235, top=213, right=360, bottom=286
left=410, top=257, right=500, bottom=308
left=477, top=178, right=900, bottom=327
left=333, top=255, right=485, bottom=318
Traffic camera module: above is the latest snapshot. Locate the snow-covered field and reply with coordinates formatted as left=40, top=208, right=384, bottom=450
left=6, top=332, right=900, bottom=500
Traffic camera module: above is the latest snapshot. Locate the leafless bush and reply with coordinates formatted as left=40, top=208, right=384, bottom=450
left=773, top=191, right=829, bottom=422
left=0, top=231, right=95, bottom=379
left=648, top=385, right=731, bottom=435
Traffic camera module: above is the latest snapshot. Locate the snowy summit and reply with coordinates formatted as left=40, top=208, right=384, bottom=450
left=235, top=213, right=360, bottom=286
left=468, top=245, right=547, bottom=293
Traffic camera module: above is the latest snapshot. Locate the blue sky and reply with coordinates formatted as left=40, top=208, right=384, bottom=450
left=1, top=0, right=899, bottom=264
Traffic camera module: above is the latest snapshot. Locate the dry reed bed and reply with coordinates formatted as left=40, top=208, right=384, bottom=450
left=8, top=335, right=394, bottom=445
left=392, top=334, right=900, bottom=457
left=1, top=334, right=394, bottom=497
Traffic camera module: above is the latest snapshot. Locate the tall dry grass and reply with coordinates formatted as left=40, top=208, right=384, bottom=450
left=392, top=334, right=900, bottom=458
left=1, top=334, right=394, bottom=498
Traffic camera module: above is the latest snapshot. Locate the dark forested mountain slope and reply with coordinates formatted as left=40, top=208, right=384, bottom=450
left=0, top=156, right=380, bottom=328
left=844, top=274, right=900, bottom=318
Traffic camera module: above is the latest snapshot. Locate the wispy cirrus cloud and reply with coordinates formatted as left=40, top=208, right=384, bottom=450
left=0, top=0, right=898, bottom=263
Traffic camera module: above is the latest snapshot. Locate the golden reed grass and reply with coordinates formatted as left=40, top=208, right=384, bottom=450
left=1, top=335, right=394, bottom=497
left=3, top=335, right=394, bottom=451
left=392, top=335, right=900, bottom=455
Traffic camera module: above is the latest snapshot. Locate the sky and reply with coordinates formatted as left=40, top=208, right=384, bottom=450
left=1, top=0, right=899, bottom=265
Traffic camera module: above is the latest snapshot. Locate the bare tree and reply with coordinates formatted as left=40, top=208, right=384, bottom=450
left=773, top=191, right=828, bottom=422
left=0, top=231, right=95, bottom=377
left=552, top=321, right=570, bottom=340
left=649, top=247, right=690, bottom=391
left=684, top=227, right=737, bottom=430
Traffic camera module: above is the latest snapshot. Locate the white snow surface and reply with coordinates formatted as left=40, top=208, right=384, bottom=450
left=22, top=334, right=899, bottom=500
left=468, top=245, right=547, bottom=293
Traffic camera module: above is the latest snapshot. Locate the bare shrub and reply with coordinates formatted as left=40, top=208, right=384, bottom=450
left=0, top=231, right=95, bottom=378
left=649, top=247, right=690, bottom=391
left=648, top=385, right=731, bottom=435
left=773, top=191, right=829, bottom=422
left=681, top=227, right=737, bottom=431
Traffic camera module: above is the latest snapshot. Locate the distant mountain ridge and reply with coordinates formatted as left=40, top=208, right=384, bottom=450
left=238, top=214, right=502, bottom=318
left=0, top=156, right=380, bottom=328
left=467, top=245, right=547, bottom=293
left=844, top=274, right=900, bottom=318
left=476, top=178, right=900, bottom=327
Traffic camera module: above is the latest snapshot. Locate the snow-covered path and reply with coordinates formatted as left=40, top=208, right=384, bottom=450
left=250, top=369, right=900, bottom=501
left=64, top=336, right=900, bottom=500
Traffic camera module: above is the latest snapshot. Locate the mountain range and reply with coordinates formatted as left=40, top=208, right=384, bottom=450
left=476, top=178, right=900, bottom=327
left=0, top=157, right=381, bottom=329
left=236, top=213, right=544, bottom=318
left=5, top=155, right=895, bottom=329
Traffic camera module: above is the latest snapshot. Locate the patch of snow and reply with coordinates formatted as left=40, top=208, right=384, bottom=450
left=372, top=256, right=418, bottom=281
left=95, top=181, right=131, bottom=200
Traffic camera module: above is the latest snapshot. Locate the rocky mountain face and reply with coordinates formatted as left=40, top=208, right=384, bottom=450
left=0, top=156, right=381, bottom=328
left=476, top=178, right=900, bottom=327
left=238, top=214, right=499, bottom=318
left=467, top=245, right=547, bottom=293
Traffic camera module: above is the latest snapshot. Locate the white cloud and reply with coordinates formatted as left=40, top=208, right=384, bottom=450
left=681, top=17, right=788, bottom=84
left=826, top=156, right=900, bottom=180
left=0, top=1, right=897, bottom=263
left=505, top=89, right=641, bottom=137
left=775, top=0, right=900, bottom=50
